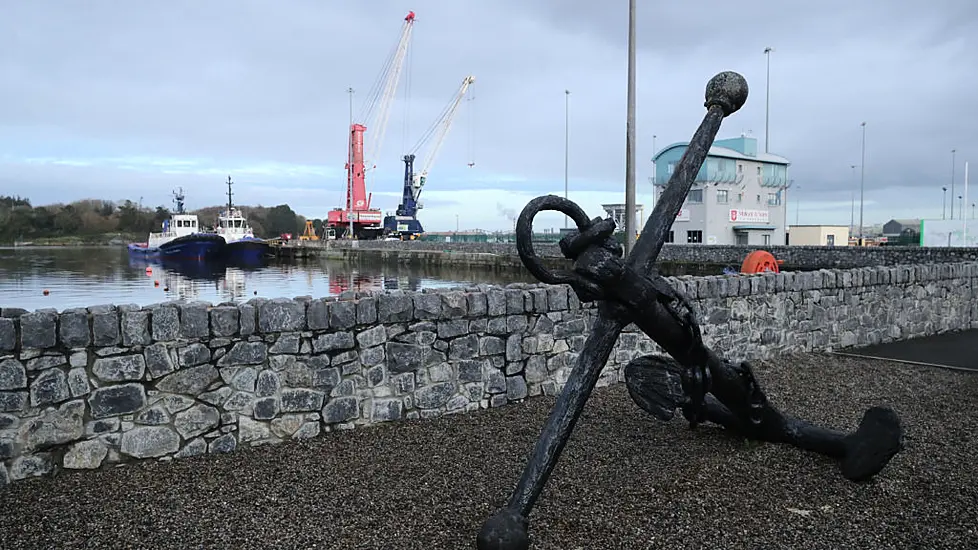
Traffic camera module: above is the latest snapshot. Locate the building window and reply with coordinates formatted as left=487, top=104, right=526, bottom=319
left=756, top=194, right=761, bottom=203
left=767, top=192, right=780, bottom=206
left=667, top=162, right=675, bottom=175
left=763, top=234, right=771, bottom=245
left=736, top=192, right=743, bottom=203
left=757, top=166, right=762, bottom=175
left=738, top=164, right=743, bottom=173
left=687, top=230, right=703, bottom=244
left=688, top=189, right=703, bottom=203
left=736, top=233, right=748, bottom=245
left=826, top=234, right=835, bottom=246
left=716, top=190, right=728, bottom=204
left=665, top=230, right=674, bottom=243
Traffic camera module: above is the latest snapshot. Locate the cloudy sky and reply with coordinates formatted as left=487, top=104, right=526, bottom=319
left=2, top=1, right=977, bottom=232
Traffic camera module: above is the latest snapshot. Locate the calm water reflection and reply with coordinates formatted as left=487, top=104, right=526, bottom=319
left=0, top=247, right=536, bottom=312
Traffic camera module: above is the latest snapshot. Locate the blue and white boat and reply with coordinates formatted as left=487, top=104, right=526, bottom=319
left=128, top=189, right=226, bottom=261
left=214, top=176, right=270, bottom=263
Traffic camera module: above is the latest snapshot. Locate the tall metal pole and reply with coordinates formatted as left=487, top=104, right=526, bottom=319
left=795, top=184, right=801, bottom=225
left=764, top=47, right=772, bottom=154
left=624, top=0, right=637, bottom=255
left=348, top=87, right=355, bottom=240
left=564, top=90, right=570, bottom=229
left=849, top=164, right=856, bottom=235
left=943, top=187, right=948, bottom=219
left=859, top=122, right=866, bottom=244
left=652, top=134, right=657, bottom=210
left=950, top=149, right=956, bottom=220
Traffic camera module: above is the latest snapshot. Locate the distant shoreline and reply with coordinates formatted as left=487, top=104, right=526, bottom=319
left=2, top=243, right=127, bottom=249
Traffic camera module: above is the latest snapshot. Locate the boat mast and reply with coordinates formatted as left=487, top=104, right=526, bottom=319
left=172, top=188, right=185, bottom=214
left=226, top=175, right=234, bottom=212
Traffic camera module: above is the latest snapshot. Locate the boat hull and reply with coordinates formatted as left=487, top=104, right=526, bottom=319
left=225, top=237, right=270, bottom=263
left=129, top=234, right=226, bottom=261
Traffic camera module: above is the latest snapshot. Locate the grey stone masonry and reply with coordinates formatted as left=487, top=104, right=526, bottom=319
left=324, top=240, right=978, bottom=269
left=1, top=261, right=976, bottom=488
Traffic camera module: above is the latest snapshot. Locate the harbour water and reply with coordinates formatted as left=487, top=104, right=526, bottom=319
left=0, top=247, right=537, bottom=312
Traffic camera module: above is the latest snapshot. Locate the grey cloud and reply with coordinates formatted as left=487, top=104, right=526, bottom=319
left=1, top=0, right=977, bottom=229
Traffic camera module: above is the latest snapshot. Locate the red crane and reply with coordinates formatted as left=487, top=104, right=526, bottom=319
left=327, top=11, right=417, bottom=240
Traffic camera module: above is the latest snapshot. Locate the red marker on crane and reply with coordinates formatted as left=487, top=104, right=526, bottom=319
left=405, top=11, right=415, bottom=22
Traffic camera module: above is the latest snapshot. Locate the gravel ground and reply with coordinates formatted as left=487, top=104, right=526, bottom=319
left=1, top=353, right=976, bottom=550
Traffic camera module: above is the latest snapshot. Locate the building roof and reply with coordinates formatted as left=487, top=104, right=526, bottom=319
left=653, top=142, right=790, bottom=165
left=886, top=219, right=921, bottom=226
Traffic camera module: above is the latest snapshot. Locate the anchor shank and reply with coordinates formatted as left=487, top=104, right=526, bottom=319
left=509, top=309, right=627, bottom=515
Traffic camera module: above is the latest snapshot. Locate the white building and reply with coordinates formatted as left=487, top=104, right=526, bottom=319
left=652, top=136, right=791, bottom=246
left=601, top=203, right=644, bottom=235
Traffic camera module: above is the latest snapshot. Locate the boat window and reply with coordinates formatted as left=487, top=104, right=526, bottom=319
left=235, top=220, right=242, bottom=228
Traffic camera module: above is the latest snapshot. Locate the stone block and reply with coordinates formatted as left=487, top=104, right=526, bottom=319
left=0, top=359, right=26, bottom=390
left=179, top=302, right=210, bottom=339
left=20, top=310, right=57, bottom=349
left=329, top=300, right=356, bottom=330
left=88, top=383, right=146, bottom=418
left=377, top=293, right=413, bottom=323
left=59, top=309, right=91, bottom=348
left=93, top=354, right=146, bottom=382
left=121, top=310, right=152, bottom=346
left=258, top=298, right=305, bottom=333
left=238, top=303, right=257, bottom=336
left=151, top=305, right=180, bottom=341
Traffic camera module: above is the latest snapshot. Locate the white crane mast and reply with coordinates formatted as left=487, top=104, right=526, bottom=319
left=360, top=12, right=416, bottom=172
left=410, top=75, right=475, bottom=198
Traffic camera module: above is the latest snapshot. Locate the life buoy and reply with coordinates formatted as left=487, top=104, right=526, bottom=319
left=740, top=250, right=782, bottom=273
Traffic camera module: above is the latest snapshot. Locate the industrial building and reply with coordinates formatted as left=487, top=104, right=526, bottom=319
left=788, top=225, right=850, bottom=246
left=652, top=136, right=790, bottom=245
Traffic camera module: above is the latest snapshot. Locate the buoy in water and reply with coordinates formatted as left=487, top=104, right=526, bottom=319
left=154, top=280, right=160, bottom=287
left=145, top=267, right=152, bottom=275
left=42, top=289, right=50, bottom=296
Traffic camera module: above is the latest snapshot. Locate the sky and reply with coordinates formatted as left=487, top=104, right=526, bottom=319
left=2, top=1, right=977, bottom=232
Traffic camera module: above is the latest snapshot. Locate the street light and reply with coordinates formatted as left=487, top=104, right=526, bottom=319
left=859, top=122, right=866, bottom=245
left=347, top=87, right=356, bottom=240
left=959, top=196, right=964, bottom=220
left=950, top=149, right=956, bottom=220
left=564, top=90, right=570, bottom=229
left=764, top=47, right=773, bottom=154
left=849, top=164, right=857, bottom=234
left=943, top=186, right=948, bottom=219
left=795, top=183, right=801, bottom=225
left=624, top=0, right=637, bottom=255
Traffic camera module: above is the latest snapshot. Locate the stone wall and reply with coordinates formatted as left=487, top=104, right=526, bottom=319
left=323, top=240, right=978, bottom=269
left=1, top=262, right=976, bottom=487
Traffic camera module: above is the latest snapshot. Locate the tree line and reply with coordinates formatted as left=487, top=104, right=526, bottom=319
left=0, top=195, right=319, bottom=244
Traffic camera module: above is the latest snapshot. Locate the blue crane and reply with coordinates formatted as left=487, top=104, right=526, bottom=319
left=384, top=75, right=475, bottom=239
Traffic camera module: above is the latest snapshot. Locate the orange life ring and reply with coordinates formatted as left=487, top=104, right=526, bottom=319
left=740, top=250, right=782, bottom=273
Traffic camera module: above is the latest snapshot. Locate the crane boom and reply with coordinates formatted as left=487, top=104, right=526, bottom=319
left=360, top=11, right=416, bottom=172
left=409, top=75, right=475, bottom=199
left=329, top=11, right=416, bottom=240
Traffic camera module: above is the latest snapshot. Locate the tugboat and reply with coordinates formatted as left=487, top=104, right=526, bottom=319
left=215, top=175, right=270, bottom=263
left=128, top=188, right=226, bottom=261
